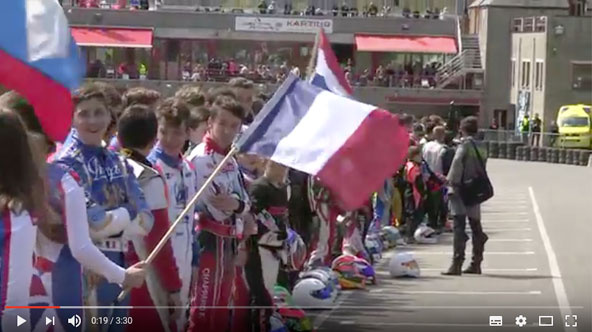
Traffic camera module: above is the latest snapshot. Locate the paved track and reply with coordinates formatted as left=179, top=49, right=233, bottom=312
left=311, top=159, right=592, bottom=332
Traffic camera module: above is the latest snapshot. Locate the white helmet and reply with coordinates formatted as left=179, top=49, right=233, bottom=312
left=389, top=252, right=420, bottom=278
left=382, top=226, right=404, bottom=247
left=313, top=266, right=341, bottom=293
left=414, top=225, right=438, bottom=244
left=300, top=269, right=337, bottom=300
left=292, top=278, right=335, bottom=309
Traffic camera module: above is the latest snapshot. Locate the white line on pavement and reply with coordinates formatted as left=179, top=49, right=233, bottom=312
left=528, top=187, right=575, bottom=332
left=473, top=227, right=532, bottom=231
left=403, top=251, right=535, bottom=255
left=487, top=238, right=533, bottom=242
left=313, top=289, right=354, bottom=329
left=369, top=290, right=542, bottom=295
left=482, top=212, right=529, bottom=215
left=483, top=220, right=530, bottom=223
left=420, top=268, right=538, bottom=272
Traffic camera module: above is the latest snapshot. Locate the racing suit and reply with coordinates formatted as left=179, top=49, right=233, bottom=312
left=187, top=135, right=250, bottom=332
left=306, top=177, right=341, bottom=268
left=232, top=176, right=289, bottom=332
left=0, top=208, right=36, bottom=332
left=54, top=130, right=153, bottom=332
left=31, top=164, right=131, bottom=332
left=123, top=149, right=184, bottom=332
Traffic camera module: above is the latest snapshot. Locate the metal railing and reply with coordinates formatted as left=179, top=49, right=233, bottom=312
left=435, top=49, right=482, bottom=88
left=478, top=129, right=592, bottom=149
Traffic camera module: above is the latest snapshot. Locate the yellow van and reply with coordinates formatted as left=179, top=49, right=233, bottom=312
left=557, top=104, right=592, bottom=149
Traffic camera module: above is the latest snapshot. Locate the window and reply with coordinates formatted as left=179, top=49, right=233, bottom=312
left=521, top=60, right=531, bottom=88
left=511, top=59, right=516, bottom=87
left=572, top=62, right=592, bottom=90
left=512, top=18, right=523, bottom=32
left=535, top=60, right=544, bottom=90
left=535, top=17, right=547, bottom=32
left=523, top=17, right=534, bottom=32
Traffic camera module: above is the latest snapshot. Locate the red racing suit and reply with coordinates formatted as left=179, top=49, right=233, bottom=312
left=187, top=136, right=250, bottom=332
left=122, top=149, right=183, bottom=332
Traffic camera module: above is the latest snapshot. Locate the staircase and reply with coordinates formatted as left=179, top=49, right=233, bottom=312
left=461, top=34, right=482, bottom=68
left=436, top=34, right=484, bottom=89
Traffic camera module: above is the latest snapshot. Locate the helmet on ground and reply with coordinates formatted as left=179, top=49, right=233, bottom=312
left=331, top=254, right=367, bottom=289
left=379, top=231, right=391, bottom=249
left=352, top=257, right=376, bottom=284
left=270, top=312, right=288, bottom=332
left=277, top=307, right=315, bottom=332
left=313, top=266, right=341, bottom=292
left=389, top=252, right=420, bottom=278
left=414, top=224, right=438, bottom=244
left=273, top=285, right=295, bottom=307
left=382, top=226, right=404, bottom=247
left=286, top=228, right=307, bottom=271
left=300, top=268, right=338, bottom=301
left=365, top=235, right=382, bottom=261
left=292, top=278, right=335, bottom=308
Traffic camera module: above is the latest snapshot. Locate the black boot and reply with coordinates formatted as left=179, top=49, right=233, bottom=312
left=463, top=262, right=482, bottom=274
left=442, top=215, right=468, bottom=276
left=441, top=259, right=463, bottom=276
left=465, top=218, right=488, bottom=274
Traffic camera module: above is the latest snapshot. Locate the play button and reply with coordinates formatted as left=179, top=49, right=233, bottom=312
left=16, top=315, right=26, bottom=327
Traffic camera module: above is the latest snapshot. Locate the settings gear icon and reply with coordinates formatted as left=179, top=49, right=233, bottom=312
left=515, top=315, right=527, bottom=327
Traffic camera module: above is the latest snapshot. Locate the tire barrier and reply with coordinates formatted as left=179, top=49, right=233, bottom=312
left=571, top=150, right=581, bottom=165
left=524, top=146, right=531, bottom=161
left=565, top=149, right=574, bottom=165
left=498, top=142, right=507, bottom=159
left=488, top=141, right=499, bottom=159
left=538, top=147, right=547, bottom=162
left=550, top=148, right=559, bottom=163
left=516, top=146, right=525, bottom=160
left=530, top=147, right=539, bottom=162
left=580, top=151, right=591, bottom=166
left=558, top=149, right=566, bottom=164
left=507, top=143, right=521, bottom=160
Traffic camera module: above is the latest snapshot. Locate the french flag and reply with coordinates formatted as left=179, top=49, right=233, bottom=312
left=0, top=0, right=84, bottom=142
left=310, top=30, right=353, bottom=97
left=237, top=75, right=409, bottom=211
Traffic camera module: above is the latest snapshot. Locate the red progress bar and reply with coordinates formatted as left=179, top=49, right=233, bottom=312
left=6, top=306, right=60, bottom=309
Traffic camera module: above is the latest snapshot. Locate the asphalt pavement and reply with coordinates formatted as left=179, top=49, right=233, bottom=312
left=310, top=159, right=592, bottom=332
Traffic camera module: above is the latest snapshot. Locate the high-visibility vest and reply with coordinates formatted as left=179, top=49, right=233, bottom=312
left=521, top=118, right=530, bottom=132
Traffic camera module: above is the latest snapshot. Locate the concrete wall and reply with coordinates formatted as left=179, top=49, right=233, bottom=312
left=87, top=78, right=482, bottom=115
left=543, top=16, right=592, bottom=126
left=65, top=8, right=458, bottom=41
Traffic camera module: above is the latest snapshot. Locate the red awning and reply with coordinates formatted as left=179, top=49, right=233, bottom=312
left=355, top=35, right=457, bottom=54
left=71, top=27, right=153, bottom=48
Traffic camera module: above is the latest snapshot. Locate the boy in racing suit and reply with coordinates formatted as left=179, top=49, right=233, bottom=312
left=54, top=84, right=152, bottom=332
left=187, top=96, right=251, bottom=332
left=147, top=98, right=199, bottom=331
left=118, top=104, right=185, bottom=332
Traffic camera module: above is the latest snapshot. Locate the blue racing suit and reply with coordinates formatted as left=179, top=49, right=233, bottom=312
left=54, top=129, right=153, bottom=332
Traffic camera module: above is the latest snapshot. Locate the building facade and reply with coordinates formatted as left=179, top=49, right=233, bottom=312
left=510, top=15, right=592, bottom=130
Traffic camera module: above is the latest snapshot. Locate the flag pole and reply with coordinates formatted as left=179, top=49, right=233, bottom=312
left=114, top=145, right=239, bottom=303
left=305, top=29, right=321, bottom=80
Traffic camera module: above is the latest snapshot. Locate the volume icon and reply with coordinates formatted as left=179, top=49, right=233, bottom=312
left=68, top=315, right=81, bottom=328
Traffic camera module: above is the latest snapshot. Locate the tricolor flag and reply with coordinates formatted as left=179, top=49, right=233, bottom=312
left=0, top=0, right=84, bottom=142
left=310, top=29, right=353, bottom=97
left=237, top=75, right=409, bottom=210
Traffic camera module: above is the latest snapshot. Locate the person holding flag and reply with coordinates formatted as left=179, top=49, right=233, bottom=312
left=54, top=84, right=153, bottom=332
left=187, top=96, right=252, bottom=332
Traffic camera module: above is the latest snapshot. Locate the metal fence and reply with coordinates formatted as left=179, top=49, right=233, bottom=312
left=478, top=129, right=592, bottom=149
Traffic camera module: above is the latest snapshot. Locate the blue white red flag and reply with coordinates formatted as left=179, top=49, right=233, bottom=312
left=237, top=75, right=409, bottom=210
left=310, top=29, right=353, bottom=97
left=0, top=0, right=84, bottom=142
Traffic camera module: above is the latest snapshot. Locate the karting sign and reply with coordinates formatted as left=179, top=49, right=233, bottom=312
left=235, top=16, right=333, bottom=34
